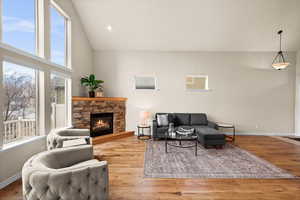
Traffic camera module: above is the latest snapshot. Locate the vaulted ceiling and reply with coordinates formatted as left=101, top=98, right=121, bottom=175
left=72, top=0, right=300, bottom=51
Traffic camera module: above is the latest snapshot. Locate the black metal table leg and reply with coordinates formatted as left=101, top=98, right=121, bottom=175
left=233, top=126, right=235, bottom=143
left=195, top=140, right=197, bottom=156
left=165, top=134, right=167, bottom=153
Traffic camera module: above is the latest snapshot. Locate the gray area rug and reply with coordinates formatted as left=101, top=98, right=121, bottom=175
left=144, top=140, right=296, bottom=178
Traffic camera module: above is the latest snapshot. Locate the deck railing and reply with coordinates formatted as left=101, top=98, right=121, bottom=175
left=4, top=119, right=37, bottom=144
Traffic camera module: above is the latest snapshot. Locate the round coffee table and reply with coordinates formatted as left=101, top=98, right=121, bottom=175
left=165, top=131, right=198, bottom=156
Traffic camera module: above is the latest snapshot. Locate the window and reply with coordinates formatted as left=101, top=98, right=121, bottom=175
left=50, top=3, right=68, bottom=66
left=2, top=0, right=36, bottom=54
left=134, top=76, right=157, bottom=90
left=50, top=74, right=69, bottom=129
left=0, top=0, right=72, bottom=149
left=3, top=62, right=38, bottom=145
left=185, top=75, right=209, bottom=91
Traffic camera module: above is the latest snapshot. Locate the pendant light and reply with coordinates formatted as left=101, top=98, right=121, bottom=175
left=272, top=30, right=290, bottom=70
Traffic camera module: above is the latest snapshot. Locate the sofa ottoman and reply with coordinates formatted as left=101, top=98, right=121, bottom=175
left=195, top=126, right=226, bottom=148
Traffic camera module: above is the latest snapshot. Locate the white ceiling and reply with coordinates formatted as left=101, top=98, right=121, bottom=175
left=72, top=0, right=300, bottom=51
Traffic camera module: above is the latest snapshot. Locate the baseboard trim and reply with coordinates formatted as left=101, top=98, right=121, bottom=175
left=0, top=172, right=21, bottom=189
left=228, top=132, right=295, bottom=136
left=271, top=136, right=300, bottom=146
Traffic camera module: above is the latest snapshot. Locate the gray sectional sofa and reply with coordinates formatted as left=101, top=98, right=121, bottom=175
left=152, top=113, right=226, bottom=148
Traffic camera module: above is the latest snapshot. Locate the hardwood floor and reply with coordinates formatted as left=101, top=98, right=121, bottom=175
left=1, top=136, right=300, bottom=200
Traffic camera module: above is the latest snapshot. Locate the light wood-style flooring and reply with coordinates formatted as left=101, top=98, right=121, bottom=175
left=1, top=136, right=300, bottom=200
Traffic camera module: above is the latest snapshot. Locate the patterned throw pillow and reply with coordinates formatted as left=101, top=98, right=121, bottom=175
left=157, top=114, right=169, bottom=126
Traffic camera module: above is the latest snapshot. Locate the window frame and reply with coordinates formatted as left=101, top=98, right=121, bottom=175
left=0, top=61, right=3, bottom=149
left=0, top=0, right=72, bottom=149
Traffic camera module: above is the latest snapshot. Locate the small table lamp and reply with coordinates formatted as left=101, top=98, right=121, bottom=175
left=139, top=111, right=151, bottom=127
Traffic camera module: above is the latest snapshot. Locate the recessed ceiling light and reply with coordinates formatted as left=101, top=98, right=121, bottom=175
left=106, top=25, right=112, bottom=32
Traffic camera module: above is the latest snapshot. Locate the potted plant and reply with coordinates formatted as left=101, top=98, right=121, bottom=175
left=80, top=74, right=104, bottom=98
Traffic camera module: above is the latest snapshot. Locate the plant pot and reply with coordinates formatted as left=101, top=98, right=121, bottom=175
left=89, top=91, right=95, bottom=98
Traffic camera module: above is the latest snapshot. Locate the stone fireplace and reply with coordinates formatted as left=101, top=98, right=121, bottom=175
left=72, top=97, right=126, bottom=136
left=90, top=113, right=114, bottom=137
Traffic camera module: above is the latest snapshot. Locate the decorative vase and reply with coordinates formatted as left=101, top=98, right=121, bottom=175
left=168, top=123, right=175, bottom=138
left=95, top=91, right=104, bottom=97
left=89, top=91, right=95, bottom=98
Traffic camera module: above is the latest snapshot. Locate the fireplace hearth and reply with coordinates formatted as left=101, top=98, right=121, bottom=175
left=90, top=113, right=114, bottom=137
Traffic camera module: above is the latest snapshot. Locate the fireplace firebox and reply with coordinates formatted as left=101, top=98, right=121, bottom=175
left=90, top=113, right=114, bottom=137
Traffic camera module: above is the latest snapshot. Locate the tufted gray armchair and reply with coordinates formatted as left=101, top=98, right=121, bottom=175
left=47, top=128, right=90, bottom=150
left=22, top=145, right=109, bottom=200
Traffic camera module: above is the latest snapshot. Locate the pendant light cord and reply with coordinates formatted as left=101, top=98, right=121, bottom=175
left=278, top=30, right=283, bottom=52
left=279, top=32, right=282, bottom=52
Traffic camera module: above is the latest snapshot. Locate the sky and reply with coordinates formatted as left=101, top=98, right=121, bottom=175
left=50, top=5, right=66, bottom=66
left=4, top=61, right=35, bottom=76
left=3, top=0, right=66, bottom=66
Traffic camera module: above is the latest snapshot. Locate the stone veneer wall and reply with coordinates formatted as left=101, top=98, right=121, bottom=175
left=72, top=99, right=126, bottom=133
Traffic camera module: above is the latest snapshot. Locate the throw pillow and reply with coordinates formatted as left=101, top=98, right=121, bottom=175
left=157, top=114, right=169, bottom=126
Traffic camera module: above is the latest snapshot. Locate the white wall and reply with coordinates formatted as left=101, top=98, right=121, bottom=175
left=55, top=0, right=94, bottom=96
left=94, top=51, right=296, bottom=134
left=0, top=137, right=46, bottom=186
left=295, top=51, right=300, bottom=136
left=0, top=0, right=93, bottom=185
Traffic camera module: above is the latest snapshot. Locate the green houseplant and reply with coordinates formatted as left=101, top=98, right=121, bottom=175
left=80, top=74, right=104, bottom=97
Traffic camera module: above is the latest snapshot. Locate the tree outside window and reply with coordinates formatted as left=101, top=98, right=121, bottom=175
left=3, top=62, right=37, bottom=144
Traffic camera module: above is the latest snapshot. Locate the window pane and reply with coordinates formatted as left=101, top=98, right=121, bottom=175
left=50, top=6, right=66, bottom=66
left=2, top=0, right=36, bottom=54
left=185, top=76, right=208, bottom=90
left=3, top=62, right=37, bottom=145
left=50, top=74, right=67, bottom=129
